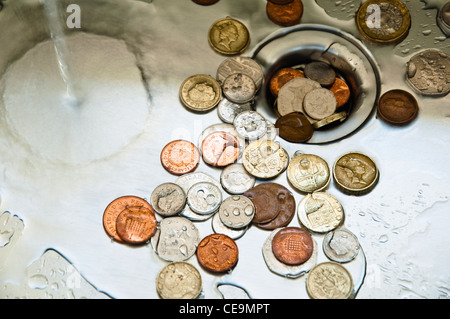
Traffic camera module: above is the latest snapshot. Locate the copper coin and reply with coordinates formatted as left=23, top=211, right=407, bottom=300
left=271, top=227, right=314, bottom=265
left=103, top=195, right=153, bottom=242
left=116, top=206, right=157, bottom=245
left=160, top=140, right=200, bottom=175
left=192, top=0, right=220, bottom=5
left=201, top=131, right=240, bottom=167
left=196, top=234, right=239, bottom=273
left=266, top=0, right=304, bottom=27
left=275, top=112, right=314, bottom=143
left=377, top=89, right=419, bottom=125
left=269, top=68, right=305, bottom=97
left=269, top=0, right=294, bottom=4
left=329, top=77, right=351, bottom=108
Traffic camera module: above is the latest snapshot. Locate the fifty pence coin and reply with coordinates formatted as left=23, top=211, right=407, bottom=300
left=303, top=88, right=337, bottom=121
left=217, top=98, right=253, bottom=124
left=222, top=73, right=257, bottom=104
left=220, top=163, right=256, bottom=195
left=277, top=77, right=321, bottom=117
left=323, top=228, right=360, bottom=263
left=208, top=17, right=250, bottom=55
left=150, top=183, right=186, bottom=217
left=187, top=182, right=223, bottom=215
left=233, top=110, right=268, bottom=141
left=216, top=56, right=264, bottom=91
left=211, top=212, right=247, bottom=240
left=306, top=262, right=354, bottom=299
left=179, top=74, right=222, bottom=112
left=156, top=262, right=202, bottom=299
left=218, top=195, right=255, bottom=229
left=304, top=62, right=336, bottom=87
left=287, top=153, right=331, bottom=193
left=242, top=140, right=289, bottom=179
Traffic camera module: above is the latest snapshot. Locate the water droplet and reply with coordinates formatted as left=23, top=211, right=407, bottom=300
left=28, top=274, right=48, bottom=290
left=378, top=234, right=389, bottom=243
left=179, top=244, right=188, bottom=257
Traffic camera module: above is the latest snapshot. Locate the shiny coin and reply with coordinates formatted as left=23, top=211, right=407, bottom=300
left=156, top=262, right=202, bottom=299
left=160, top=140, right=200, bottom=175
left=328, top=77, right=351, bottom=108
left=217, top=98, right=253, bottom=124
left=208, top=17, right=250, bottom=55
left=242, top=140, right=289, bottom=179
left=220, top=163, right=256, bottom=195
left=201, top=131, right=240, bottom=167
left=218, top=195, right=255, bottom=229
left=271, top=227, right=314, bottom=265
left=323, top=228, right=360, bottom=263
left=266, top=0, right=304, bottom=27
left=437, top=2, right=450, bottom=37
left=197, top=234, right=239, bottom=273
left=406, top=49, right=450, bottom=96
left=306, top=262, right=354, bottom=299
left=216, top=56, right=264, bottom=91
left=304, top=61, right=336, bottom=87
left=298, top=192, right=344, bottom=233
left=333, top=152, right=379, bottom=195
left=211, top=212, right=247, bottom=240
left=356, top=0, right=411, bottom=44
left=312, top=111, right=347, bottom=129
left=287, top=153, right=331, bottom=193
left=116, top=206, right=157, bottom=245
left=233, top=110, right=268, bottom=141
left=275, top=112, right=314, bottom=143
left=222, top=73, right=257, bottom=104
left=303, top=88, right=337, bottom=120
left=179, top=74, right=222, bottom=112
left=269, top=67, right=305, bottom=97
left=377, top=89, right=419, bottom=125
left=187, top=182, right=222, bottom=215
left=277, top=77, right=321, bottom=118
left=150, top=183, right=186, bottom=217
left=198, top=123, right=245, bottom=155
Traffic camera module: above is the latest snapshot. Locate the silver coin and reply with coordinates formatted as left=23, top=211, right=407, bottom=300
left=322, top=228, right=360, bottom=263
left=304, top=61, right=336, bottom=86
left=303, top=88, right=337, bottom=120
left=222, top=73, right=257, bottom=104
left=175, top=171, right=221, bottom=192
left=220, top=163, right=256, bottom=195
left=233, top=110, right=267, bottom=141
left=406, top=49, right=450, bottom=96
left=156, top=262, right=203, bottom=299
left=197, top=123, right=245, bottom=155
left=277, top=77, right=321, bottom=117
left=437, top=2, right=450, bottom=36
left=218, top=195, right=255, bottom=229
left=150, top=182, right=186, bottom=217
left=179, top=206, right=215, bottom=222
left=211, top=212, right=247, bottom=240
left=216, top=56, right=264, bottom=91
left=187, top=182, right=222, bottom=215
left=151, top=216, right=200, bottom=262
left=217, top=98, right=254, bottom=124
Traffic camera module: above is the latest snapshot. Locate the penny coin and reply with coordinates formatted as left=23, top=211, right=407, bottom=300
left=218, top=195, right=255, bottom=229
left=156, top=262, right=203, bottom=299
left=287, top=153, right=331, bottom=193
left=377, top=89, right=419, bottom=125
left=217, top=98, right=254, bottom=124
left=187, top=182, right=222, bottom=215
left=323, top=228, right=360, bottom=263
left=103, top=195, right=153, bottom=242
left=208, top=17, right=250, bottom=55
left=304, top=62, right=336, bottom=87
left=179, top=74, right=222, bottom=112
left=303, top=88, right=337, bottom=120
left=243, top=183, right=280, bottom=224
left=306, top=262, right=354, bottom=299
left=356, top=0, right=411, bottom=44
left=197, top=234, right=239, bottom=273
left=275, top=112, right=314, bottom=143
left=269, top=68, right=305, bottom=97
left=333, top=152, right=379, bottom=195
left=242, top=140, right=289, bottom=179
left=160, top=140, right=200, bottom=175
left=271, top=227, right=314, bottom=265
left=266, top=0, right=304, bottom=27
left=222, top=73, right=257, bottom=104
left=211, top=212, right=248, bottom=240
left=150, top=182, right=186, bottom=217
left=298, top=192, right=344, bottom=233
left=312, top=111, right=347, bottom=129
left=328, top=77, right=351, bottom=108
left=220, top=163, right=256, bottom=195
left=277, top=77, right=321, bottom=117
left=216, top=56, right=264, bottom=91
left=116, top=206, right=157, bottom=245
left=192, top=0, right=219, bottom=5
left=201, top=131, right=240, bottom=167
left=233, top=110, right=268, bottom=141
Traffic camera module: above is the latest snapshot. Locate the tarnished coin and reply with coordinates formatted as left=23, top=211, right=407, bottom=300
left=304, top=62, right=336, bottom=87
left=269, top=68, right=305, bottom=97
left=271, top=227, right=314, bottom=265
left=437, top=2, right=450, bottom=37
left=406, top=49, right=450, bottom=96
left=233, top=111, right=268, bottom=141
left=333, top=152, right=379, bottom=195
left=116, top=206, right=157, bottom=245
left=160, top=140, right=200, bottom=175
left=287, top=153, right=331, bottom=193
left=329, top=78, right=351, bottom=108
left=377, top=89, right=419, bottom=125
left=303, top=88, right=337, bottom=121
left=242, top=140, right=289, bottom=179
left=201, top=131, right=240, bottom=167
left=266, top=0, right=304, bottom=27
left=156, top=262, right=202, bottom=299
left=179, top=74, right=222, bottom=112
left=216, top=56, right=264, bottom=91
left=218, top=195, right=255, bottom=229
left=243, top=183, right=281, bottom=224
left=306, top=262, right=354, bottom=299
left=217, top=98, right=254, bottom=124
left=323, top=228, right=360, bottom=263
left=356, top=0, right=411, bottom=44
left=222, top=73, right=257, bottom=104
left=277, top=77, right=321, bottom=117
left=211, top=212, right=247, bottom=240
left=275, top=112, right=314, bottom=143
left=298, top=192, right=344, bottom=233
left=197, top=234, right=239, bottom=273
left=187, top=182, right=222, bottom=215
left=208, top=17, right=250, bottom=55
left=312, top=111, right=347, bottom=129
left=151, top=183, right=186, bottom=217
left=192, top=0, right=219, bottom=5
left=103, top=195, right=153, bottom=242
left=220, top=163, right=256, bottom=195
left=152, top=216, right=200, bottom=262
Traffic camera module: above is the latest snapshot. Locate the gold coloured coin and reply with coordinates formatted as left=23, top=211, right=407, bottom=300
left=306, top=262, right=354, bottom=299
left=242, top=140, right=289, bottom=179
left=156, top=262, right=203, bottom=299
left=312, top=111, right=347, bottom=129
left=356, top=0, right=411, bottom=44
left=287, top=153, right=330, bottom=193
left=208, top=17, right=250, bottom=55
left=179, top=74, right=222, bottom=112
